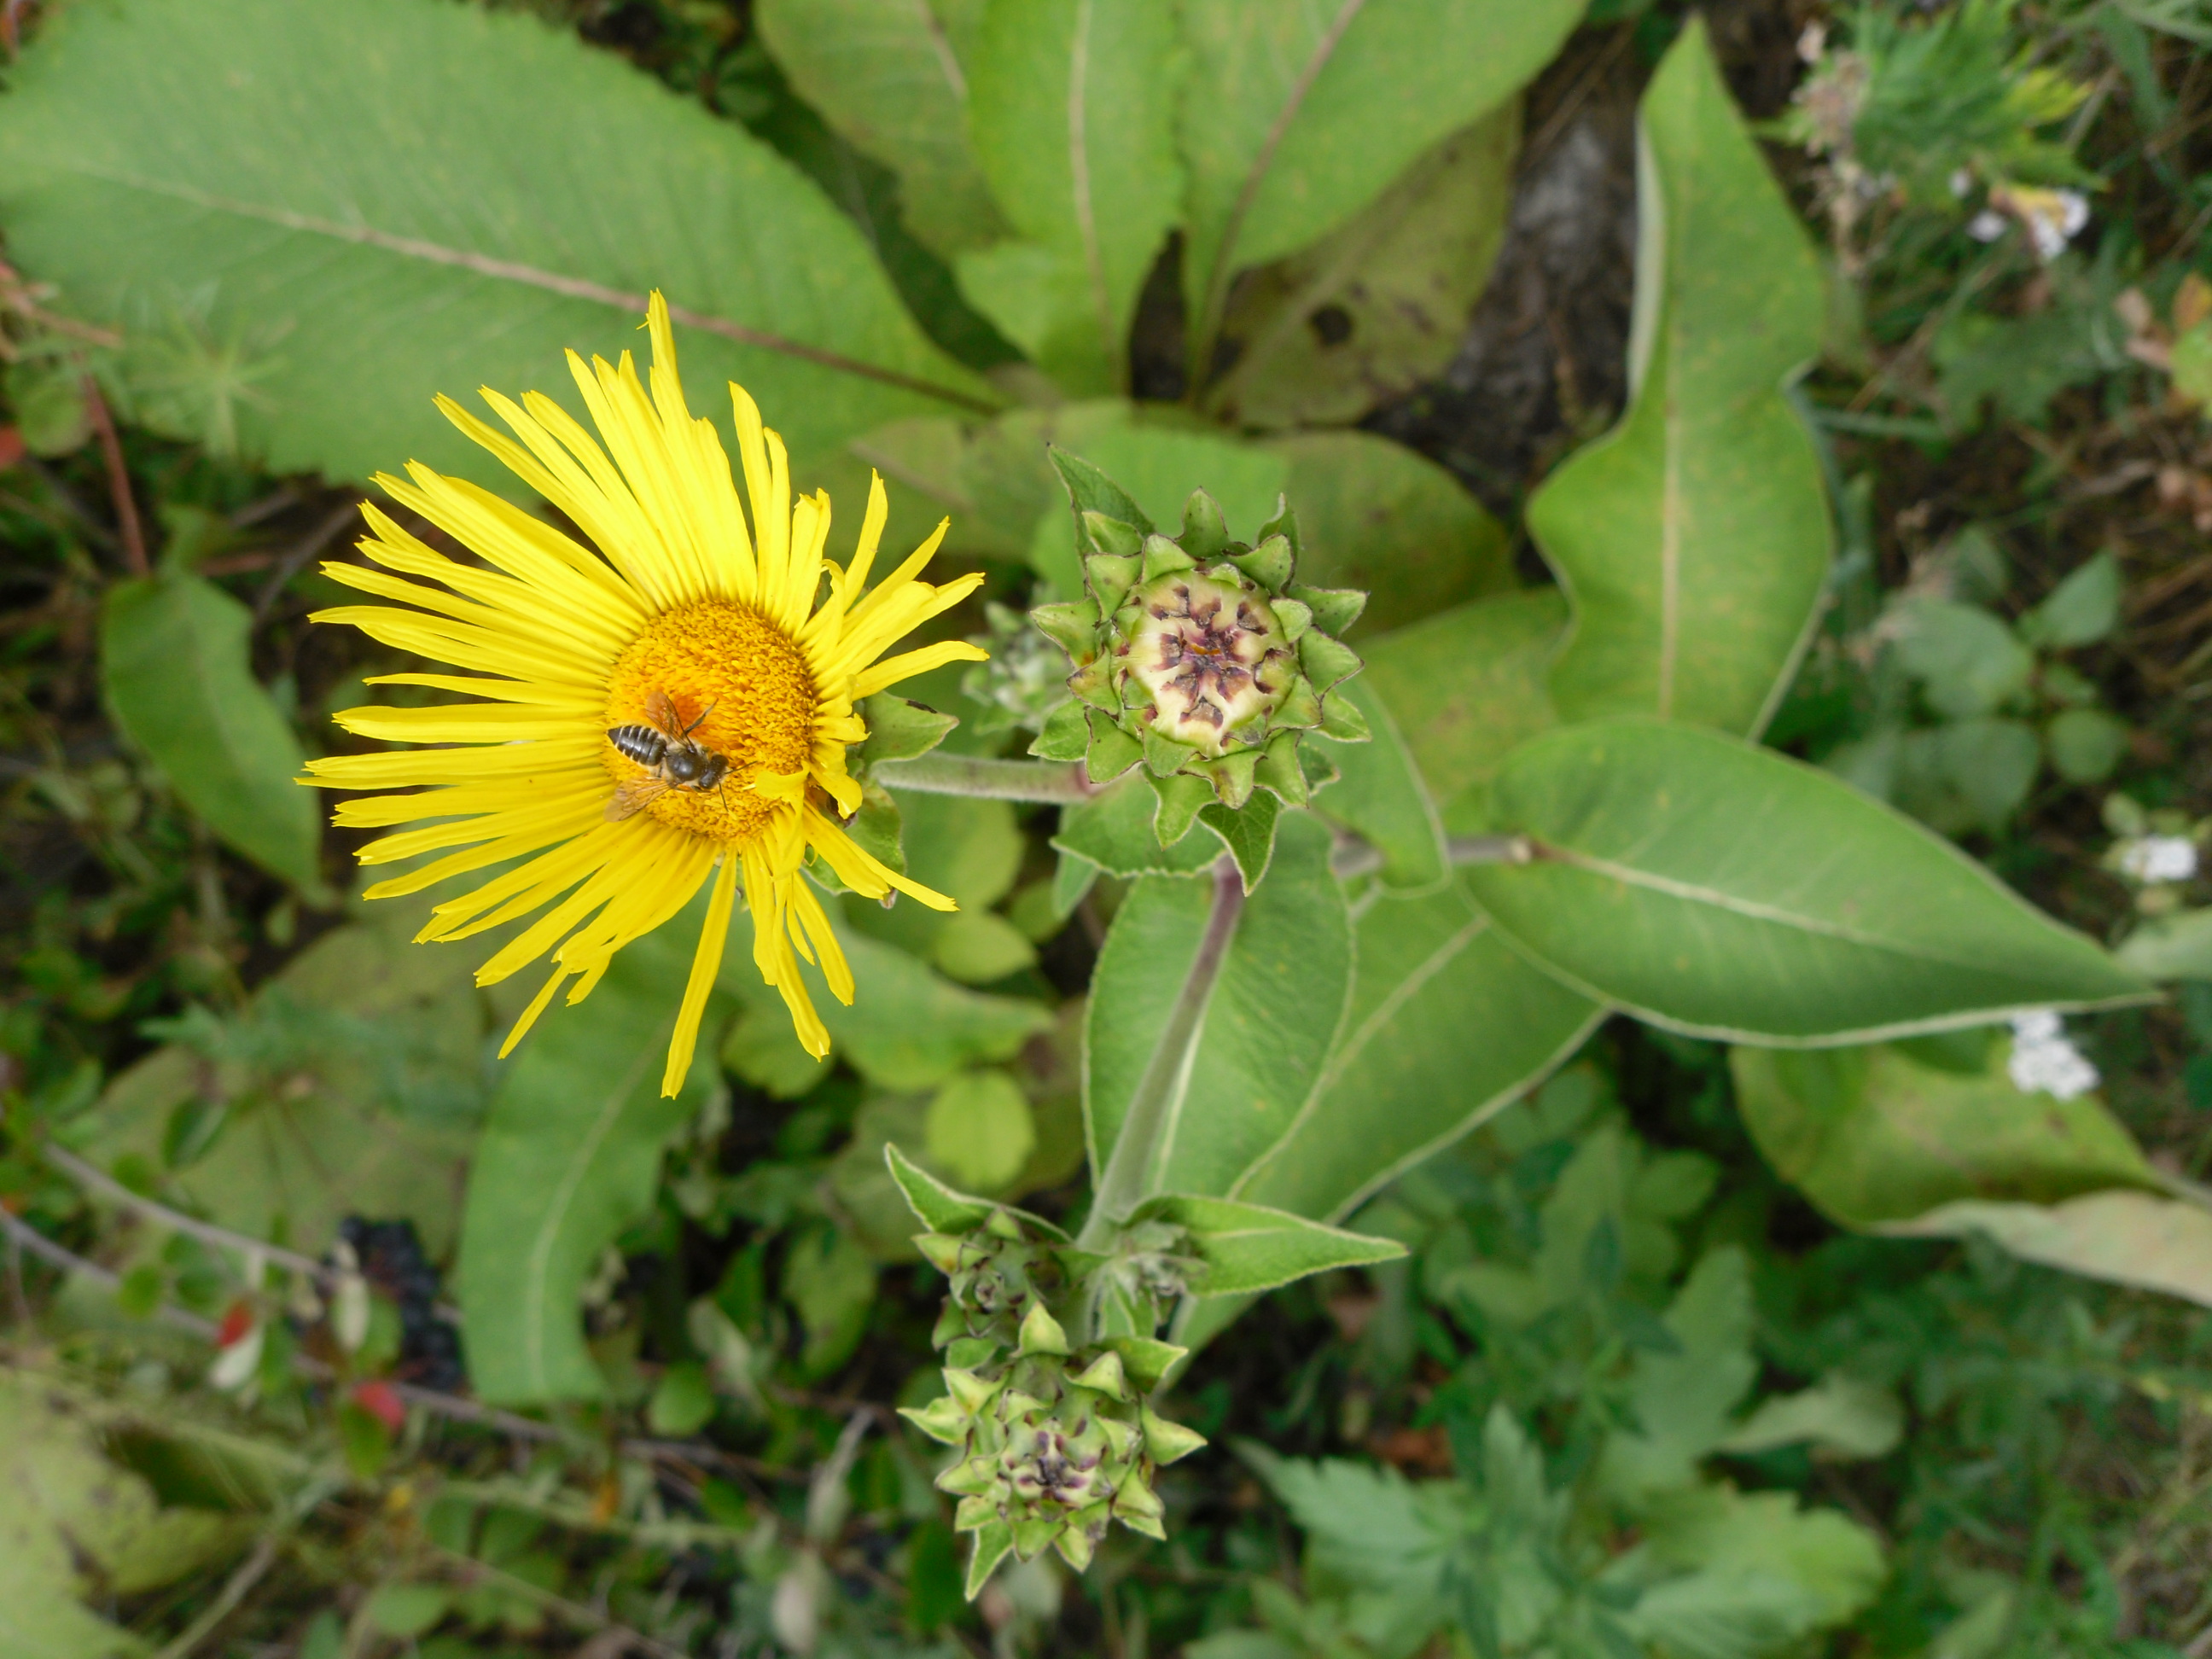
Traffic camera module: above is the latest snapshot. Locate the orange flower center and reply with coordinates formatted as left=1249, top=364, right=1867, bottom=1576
left=601, top=597, right=817, bottom=843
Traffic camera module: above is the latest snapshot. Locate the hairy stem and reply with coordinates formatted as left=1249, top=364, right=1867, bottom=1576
left=0, top=1204, right=752, bottom=1465
left=84, top=375, right=148, bottom=577
left=1330, top=832, right=1534, bottom=880
left=47, top=1142, right=329, bottom=1280
left=874, top=754, right=1094, bottom=802
left=1078, top=860, right=1246, bottom=1257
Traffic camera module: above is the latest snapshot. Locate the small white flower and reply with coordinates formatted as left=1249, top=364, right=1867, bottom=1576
left=2026, top=189, right=2090, bottom=260
left=333, top=1274, right=371, bottom=1353
left=1983, top=185, right=2091, bottom=261
left=2117, top=835, right=2198, bottom=885
left=207, top=1319, right=265, bottom=1393
left=327, top=1238, right=371, bottom=1353
left=2007, top=1010, right=2098, bottom=1100
left=1950, top=167, right=1975, bottom=200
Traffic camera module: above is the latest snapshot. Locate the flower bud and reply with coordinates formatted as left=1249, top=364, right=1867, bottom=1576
left=1030, top=462, right=1369, bottom=830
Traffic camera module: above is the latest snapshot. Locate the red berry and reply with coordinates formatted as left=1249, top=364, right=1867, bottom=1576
left=351, top=1380, right=405, bottom=1434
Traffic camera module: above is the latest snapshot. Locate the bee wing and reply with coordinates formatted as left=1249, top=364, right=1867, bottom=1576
left=605, top=775, right=670, bottom=822
left=643, top=689, right=684, bottom=738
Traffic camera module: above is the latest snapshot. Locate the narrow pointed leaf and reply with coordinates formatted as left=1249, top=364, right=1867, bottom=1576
left=1131, top=1193, right=1405, bottom=1295
left=964, top=1521, right=1014, bottom=1599
left=883, top=1143, right=994, bottom=1235
left=1198, top=793, right=1283, bottom=893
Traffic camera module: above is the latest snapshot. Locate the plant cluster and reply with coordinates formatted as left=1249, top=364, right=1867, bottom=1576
left=2, top=0, right=2212, bottom=1656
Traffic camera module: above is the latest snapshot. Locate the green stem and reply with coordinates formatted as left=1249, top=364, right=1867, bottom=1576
left=1078, top=859, right=1246, bottom=1257
left=873, top=754, right=1093, bottom=803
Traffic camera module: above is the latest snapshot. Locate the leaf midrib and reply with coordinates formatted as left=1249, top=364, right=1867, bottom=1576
left=1539, top=842, right=2069, bottom=980
left=1228, top=907, right=1483, bottom=1200
left=521, top=1019, right=667, bottom=1394
left=1066, top=0, right=1117, bottom=378
left=1192, top=0, right=1371, bottom=360
left=63, top=163, right=999, bottom=414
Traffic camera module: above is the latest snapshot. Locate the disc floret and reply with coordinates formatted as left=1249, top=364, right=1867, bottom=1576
left=1123, top=570, right=1295, bottom=755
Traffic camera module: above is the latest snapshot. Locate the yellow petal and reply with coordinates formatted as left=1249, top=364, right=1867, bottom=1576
left=849, top=640, right=989, bottom=701
left=661, top=853, right=740, bottom=1097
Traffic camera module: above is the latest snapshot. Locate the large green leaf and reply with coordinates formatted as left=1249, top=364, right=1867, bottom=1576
left=958, top=0, right=1182, bottom=393
left=1463, top=720, right=2151, bottom=1043
left=1084, top=812, right=1352, bottom=1202
left=1232, top=879, right=1602, bottom=1224
left=1359, top=590, right=1567, bottom=813
left=102, top=573, right=322, bottom=893
left=0, top=0, right=992, bottom=492
left=1732, top=1043, right=2212, bottom=1308
left=1527, top=20, right=1830, bottom=736
left=1176, top=0, right=1585, bottom=367
left=1212, top=106, right=1518, bottom=428
left=754, top=0, right=1008, bottom=259
left=459, top=924, right=721, bottom=1404
left=1265, top=430, right=1514, bottom=636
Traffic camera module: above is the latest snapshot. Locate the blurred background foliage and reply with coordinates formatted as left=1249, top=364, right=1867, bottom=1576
left=3, top=0, right=2212, bottom=1655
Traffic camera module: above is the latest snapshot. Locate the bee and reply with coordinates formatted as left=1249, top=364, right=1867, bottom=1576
left=604, top=690, right=730, bottom=821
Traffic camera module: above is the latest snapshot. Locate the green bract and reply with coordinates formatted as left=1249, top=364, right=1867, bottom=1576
left=1029, top=450, right=1369, bottom=841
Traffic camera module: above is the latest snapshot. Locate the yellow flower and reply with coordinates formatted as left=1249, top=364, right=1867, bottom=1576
left=304, top=294, right=987, bottom=1095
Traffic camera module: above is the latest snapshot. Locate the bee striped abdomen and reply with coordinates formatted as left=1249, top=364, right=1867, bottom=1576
left=608, top=724, right=670, bottom=766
